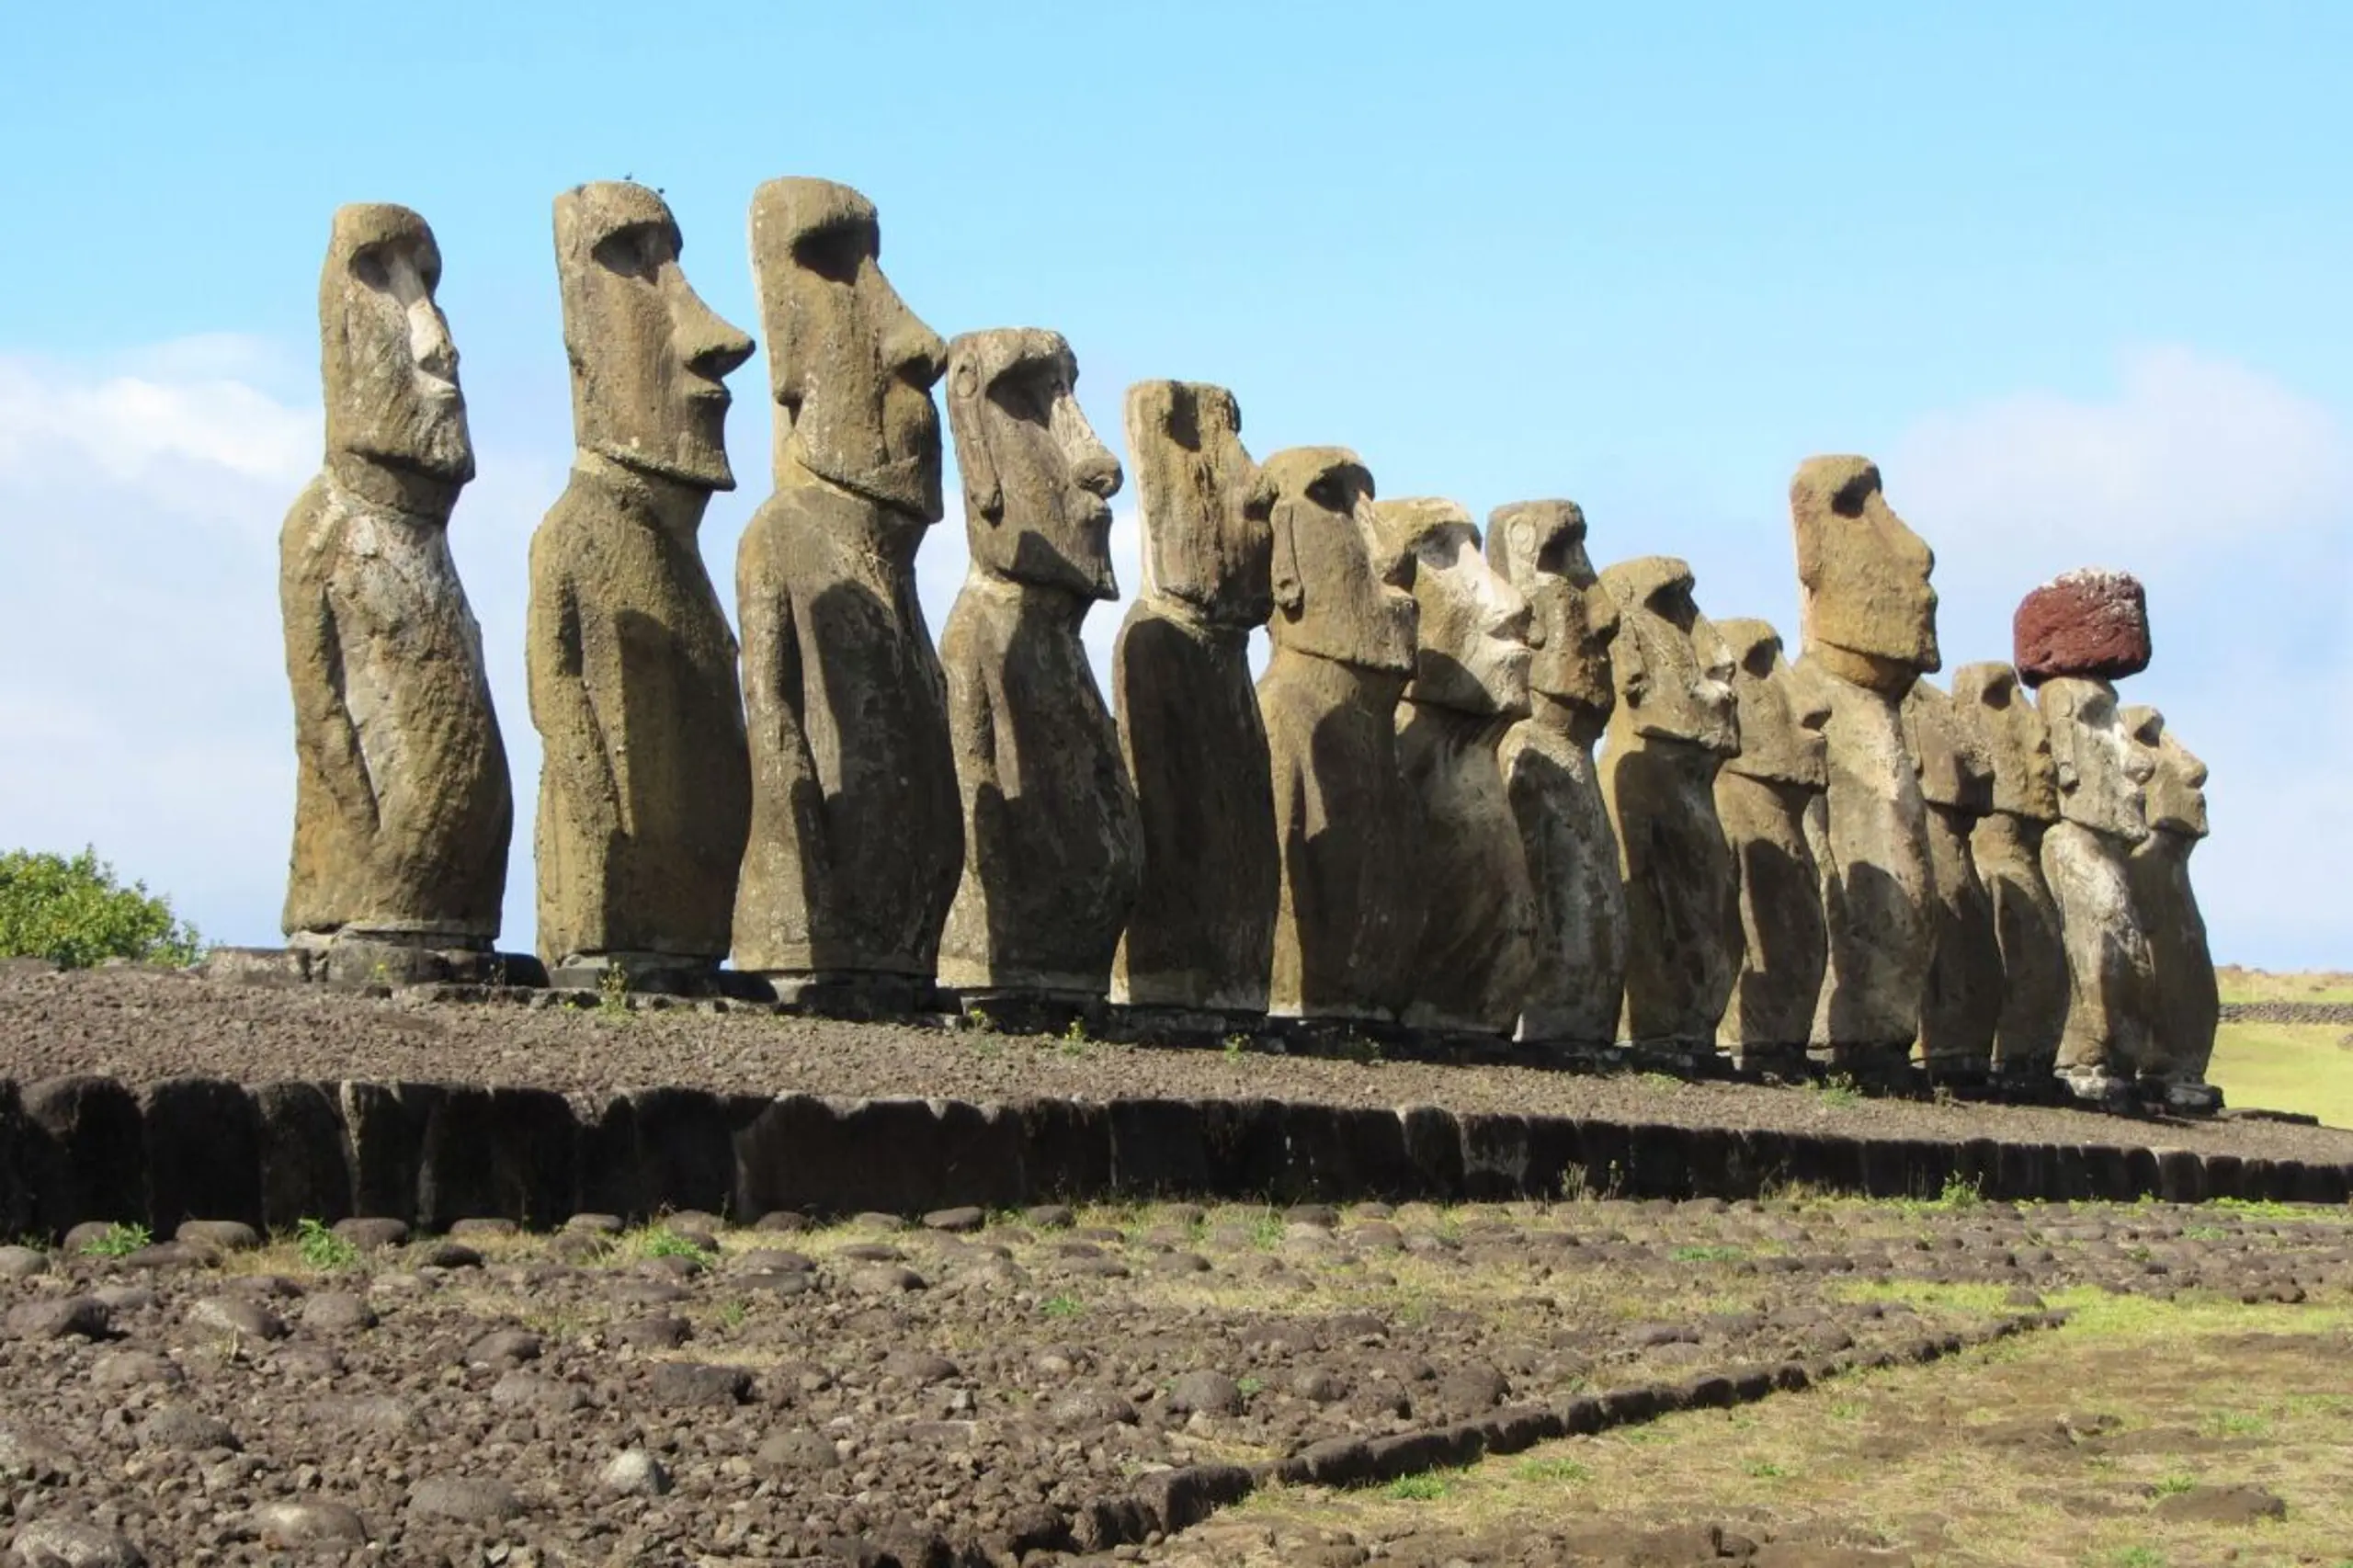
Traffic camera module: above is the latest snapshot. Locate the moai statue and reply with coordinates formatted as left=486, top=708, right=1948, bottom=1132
left=2123, top=705, right=2218, bottom=1096
left=1789, top=457, right=1940, bottom=1072
left=2018, top=568, right=2158, bottom=1094
left=280, top=203, right=513, bottom=985
left=937, top=329, right=1142, bottom=1006
left=1598, top=557, right=1741, bottom=1051
left=1949, top=663, right=2069, bottom=1079
left=1486, top=501, right=1626, bottom=1047
left=1710, top=619, right=1829, bottom=1069
left=1377, top=498, right=1536, bottom=1038
left=733, top=178, right=961, bottom=1008
left=1902, top=679, right=2003, bottom=1078
left=1111, top=381, right=1278, bottom=1021
left=1256, top=449, right=1422, bottom=1023
left=528, top=182, right=756, bottom=990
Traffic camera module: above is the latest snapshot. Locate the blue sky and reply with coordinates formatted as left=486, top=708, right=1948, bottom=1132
left=0, top=2, right=2346, bottom=966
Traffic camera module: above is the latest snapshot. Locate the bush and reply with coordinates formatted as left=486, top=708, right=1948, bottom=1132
left=0, top=847, right=203, bottom=970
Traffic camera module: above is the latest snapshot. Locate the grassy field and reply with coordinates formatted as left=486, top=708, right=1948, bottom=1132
left=2214, top=967, right=2353, bottom=1005
left=2207, top=1019, right=2353, bottom=1129
left=1196, top=1287, right=2353, bottom=1568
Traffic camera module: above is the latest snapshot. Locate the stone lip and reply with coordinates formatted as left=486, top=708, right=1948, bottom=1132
left=2014, top=568, right=2151, bottom=687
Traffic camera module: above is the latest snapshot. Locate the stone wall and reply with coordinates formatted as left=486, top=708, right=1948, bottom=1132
left=4, top=1073, right=2347, bottom=1239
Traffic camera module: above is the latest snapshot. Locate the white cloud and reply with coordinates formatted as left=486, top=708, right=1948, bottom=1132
left=1891, top=347, right=2352, bottom=968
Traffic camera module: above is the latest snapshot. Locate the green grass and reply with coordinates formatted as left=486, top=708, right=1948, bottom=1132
left=2214, top=967, right=2353, bottom=1005
left=1041, top=1294, right=1084, bottom=1319
left=624, top=1225, right=710, bottom=1260
left=1669, top=1244, right=1746, bottom=1263
left=1513, top=1457, right=1593, bottom=1484
left=2206, top=1020, right=2353, bottom=1128
left=293, top=1217, right=358, bottom=1271
left=1382, top=1471, right=1460, bottom=1501
left=80, top=1221, right=152, bottom=1257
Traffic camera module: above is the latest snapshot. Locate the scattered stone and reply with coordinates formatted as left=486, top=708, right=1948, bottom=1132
left=412, top=1240, right=482, bottom=1269
left=408, top=1474, right=524, bottom=1524
left=922, top=1206, right=985, bottom=1233
left=754, top=1210, right=811, bottom=1233
left=174, top=1220, right=259, bottom=1252
left=136, top=1407, right=239, bottom=1452
left=0, top=1245, right=47, bottom=1279
left=9, top=1517, right=146, bottom=1567
left=6, top=1297, right=109, bottom=1341
left=608, top=1316, right=691, bottom=1350
left=489, top=1372, right=587, bottom=1414
left=185, top=1296, right=287, bottom=1343
left=250, top=1500, right=369, bottom=1548
left=754, top=1429, right=840, bottom=1473
left=846, top=1263, right=926, bottom=1295
left=299, top=1292, right=377, bottom=1333
left=87, top=1351, right=179, bottom=1390
left=331, top=1217, right=408, bottom=1251
left=448, top=1217, right=517, bottom=1240
left=1166, top=1369, right=1245, bottom=1416
left=645, top=1362, right=751, bottom=1408
left=599, top=1448, right=672, bottom=1498
left=464, top=1328, right=541, bottom=1365
left=2151, top=1483, right=2286, bottom=1525
left=0, top=1423, right=74, bottom=1483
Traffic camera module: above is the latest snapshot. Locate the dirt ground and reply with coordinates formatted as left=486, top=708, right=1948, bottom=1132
left=3, top=1192, right=2348, bottom=1565
left=8, top=966, right=2352, bottom=1165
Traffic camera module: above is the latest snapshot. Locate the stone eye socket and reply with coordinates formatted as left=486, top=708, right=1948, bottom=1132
left=591, top=226, right=661, bottom=281
left=352, top=247, right=391, bottom=291
left=792, top=224, right=869, bottom=287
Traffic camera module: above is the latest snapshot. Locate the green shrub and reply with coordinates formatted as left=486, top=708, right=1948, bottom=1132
left=0, top=847, right=201, bottom=970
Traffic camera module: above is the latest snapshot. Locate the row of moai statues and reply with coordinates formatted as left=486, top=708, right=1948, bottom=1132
left=277, top=181, right=2215, bottom=1097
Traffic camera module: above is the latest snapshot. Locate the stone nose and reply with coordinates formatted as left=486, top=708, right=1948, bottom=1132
left=676, top=290, right=755, bottom=381
left=409, top=301, right=458, bottom=381
left=884, top=302, right=947, bottom=387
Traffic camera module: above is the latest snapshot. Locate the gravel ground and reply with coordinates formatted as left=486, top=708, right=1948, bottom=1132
left=5, top=968, right=2351, bottom=1165
left=1, top=1195, right=2347, bottom=1565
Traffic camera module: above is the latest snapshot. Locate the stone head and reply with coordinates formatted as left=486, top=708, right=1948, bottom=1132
left=749, top=177, right=947, bottom=524
left=1902, top=678, right=1994, bottom=815
left=947, top=329, right=1124, bottom=600
left=1949, top=662, right=2059, bottom=823
left=1598, top=556, right=1738, bottom=756
left=1486, top=500, right=1617, bottom=718
left=320, top=203, right=472, bottom=485
left=554, top=181, right=756, bottom=492
left=1716, top=619, right=1826, bottom=789
left=1373, top=498, right=1532, bottom=719
left=2037, top=676, right=2153, bottom=843
left=1256, top=447, right=1416, bottom=675
left=1790, top=456, right=1939, bottom=689
left=2121, top=705, right=2210, bottom=839
left=1125, top=380, right=1269, bottom=628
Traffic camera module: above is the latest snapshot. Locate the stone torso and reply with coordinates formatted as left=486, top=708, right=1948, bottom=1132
left=1711, top=770, right=1824, bottom=1053
left=2040, top=819, right=2155, bottom=1076
left=1916, top=800, right=2002, bottom=1073
left=1804, top=663, right=1933, bottom=1053
left=280, top=476, right=511, bottom=940
left=1499, top=717, right=1625, bottom=1046
left=526, top=474, right=751, bottom=964
left=1259, top=651, right=1420, bottom=1022
left=938, top=578, right=1142, bottom=995
left=1604, top=737, right=1738, bottom=1046
left=1112, top=600, right=1278, bottom=1013
left=1396, top=705, right=1535, bottom=1036
left=2131, top=829, right=2217, bottom=1083
left=1967, top=812, right=2067, bottom=1074
left=733, top=483, right=962, bottom=978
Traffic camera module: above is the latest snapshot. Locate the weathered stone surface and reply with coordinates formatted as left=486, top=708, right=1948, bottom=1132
left=2124, top=705, right=2216, bottom=1085
left=1599, top=558, right=1738, bottom=1047
left=529, top=182, right=756, bottom=979
left=2038, top=676, right=2156, bottom=1083
left=1487, top=502, right=1625, bottom=1046
left=281, top=204, right=510, bottom=960
left=1950, top=662, right=2067, bottom=1074
left=2014, top=567, right=2150, bottom=687
left=1256, top=449, right=1421, bottom=1021
left=1378, top=499, right=1535, bottom=1037
left=142, top=1079, right=261, bottom=1233
left=1711, top=619, right=1828, bottom=1059
left=1903, top=680, right=2001, bottom=1074
left=733, top=178, right=961, bottom=990
left=1111, top=381, right=1277, bottom=1014
left=1790, top=457, right=1938, bottom=1060
left=22, top=1075, right=144, bottom=1236
left=938, top=329, right=1140, bottom=999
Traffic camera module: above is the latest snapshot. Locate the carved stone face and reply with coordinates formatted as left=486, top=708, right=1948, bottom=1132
left=1259, top=447, right=1416, bottom=675
left=1599, top=556, right=1738, bottom=755
left=1790, top=455, right=1939, bottom=687
left=1902, top=678, right=1994, bottom=814
left=1375, top=500, right=1531, bottom=718
left=1486, top=500, right=1617, bottom=717
left=2122, top=705, right=2210, bottom=839
left=321, top=204, right=472, bottom=485
left=1716, top=619, right=1826, bottom=789
left=1950, top=662, right=2059, bottom=823
left=554, top=182, right=755, bottom=492
left=1125, top=380, right=1269, bottom=628
left=2038, top=676, right=2153, bottom=843
left=750, top=177, right=946, bottom=523
left=947, top=328, right=1123, bottom=599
